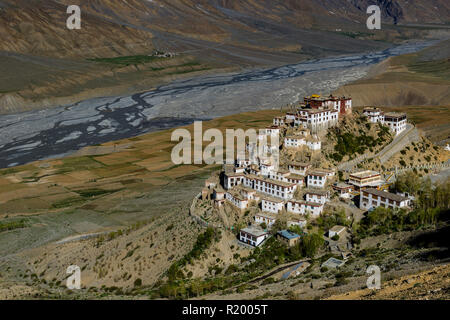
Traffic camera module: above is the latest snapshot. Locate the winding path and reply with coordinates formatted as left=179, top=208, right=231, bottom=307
left=338, top=123, right=421, bottom=172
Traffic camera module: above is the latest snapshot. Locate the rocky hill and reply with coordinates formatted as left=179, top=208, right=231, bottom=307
left=0, top=0, right=449, bottom=113
left=1, top=0, right=449, bottom=59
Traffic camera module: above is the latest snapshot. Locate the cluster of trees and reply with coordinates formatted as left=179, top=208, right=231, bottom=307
left=331, top=132, right=376, bottom=161
left=357, top=173, right=449, bottom=238
left=167, top=227, right=220, bottom=282
left=394, top=172, right=449, bottom=213
left=315, top=209, right=350, bottom=231
left=329, top=119, right=391, bottom=162
left=0, top=219, right=27, bottom=232
left=245, top=232, right=324, bottom=273
left=156, top=227, right=325, bottom=299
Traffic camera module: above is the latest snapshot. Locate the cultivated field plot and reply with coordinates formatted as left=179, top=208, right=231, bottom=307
left=0, top=109, right=282, bottom=218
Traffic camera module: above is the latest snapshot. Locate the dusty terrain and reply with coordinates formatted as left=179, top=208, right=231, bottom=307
left=0, top=40, right=439, bottom=169
left=329, top=263, right=450, bottom=300
left=0, top=105, right=448, bottom=299
left=1, top=0, right=450, bottom=112
left=334, top=39, right=450, bottom=108
left=335, top=39, right=450, bottom=148
left=0, top=110, right=281, bottom=298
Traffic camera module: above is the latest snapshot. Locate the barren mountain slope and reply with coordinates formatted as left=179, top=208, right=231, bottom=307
left=1, top=0, right=449, bottom=59
left=334, top=39, right=450, bottom=107
left=328, top=264, right=450, bottom=300
left=0, top=0, right=449, bottom=113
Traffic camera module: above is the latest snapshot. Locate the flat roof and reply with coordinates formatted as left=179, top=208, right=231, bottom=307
left=349, top=170, right=381, bottom=179
left=241, top=226, right=268, bottom=237
left=286, top=173, right=304, bottom=180
left=330, top=225, right=346, bottom=232
left=261, top=195, right=284, bottom=203
left=226, top=190, right=247, bottom=201
left=246, top=174, right=296, bottom=188
left=255, top=213, right=277, bottom=220
left=285, top=135, right=305, bottom=140
left=384, top=112, right=406, bottom=118
left=304, top=189, right=329, bottom=196
left=304, top=109, right=338, bottom=114
left=363, top=188, right=409, bottom=202
left=321, top=257, right=345, bottom=268
left=288, top=199, right=323, bottom=207
left=236, top=186, right=257, bottom=194
left=307, top=170, right=327, bottom=177
left=277, top=230, right=301, bottom=240
left=363, top=107, right=382, bottom=111
left=333, top=182, right=352, bottom=189
left=288, top=161, right=311, bottom=168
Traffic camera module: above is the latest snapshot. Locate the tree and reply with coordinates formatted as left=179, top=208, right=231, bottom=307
left=134, top=278, right=142, bottom=287
left=288, top=225, right=303, bottom=235
left=394, top=172, right=420, bottom=195
left=271, top=218, right=287, bottom=235
left=300, top=233, right=324, bottom=258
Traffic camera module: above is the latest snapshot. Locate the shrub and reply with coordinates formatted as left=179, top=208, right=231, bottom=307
left=133, top=278, right=142, bottom=287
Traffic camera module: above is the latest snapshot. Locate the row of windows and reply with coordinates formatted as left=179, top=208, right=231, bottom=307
left=240, top=234, right=257, bottom=242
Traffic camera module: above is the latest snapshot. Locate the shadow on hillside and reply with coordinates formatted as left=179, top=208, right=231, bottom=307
left=407, top=224, right=450, bottom=261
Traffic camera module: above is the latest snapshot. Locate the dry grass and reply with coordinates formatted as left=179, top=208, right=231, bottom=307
left=0, top=109, right=282, bottom=217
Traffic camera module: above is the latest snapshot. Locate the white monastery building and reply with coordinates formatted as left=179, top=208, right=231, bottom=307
left=307, top=170, right=328, bottom=188
left=305, top=189, right=329, bottom=204
left=261, top=197, right=285, bottom=214
left=239, top=226, right=269, bottom=247
left=286, top=200, right=324, bottom=217
left=363, top=107, right=407, bottom=135
left=254, top=213, right=276, bottom=227
left=360, top=188, right=411, bottom=211
left=348, top=170, right=384, bottom=190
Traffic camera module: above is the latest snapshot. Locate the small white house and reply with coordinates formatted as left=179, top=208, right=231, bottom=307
left=288, top=219, right=307, bottom=228
left=307, top=171, right=327, bottom=188
left=306, top=137, right=321, bottom=151
left=240, top=188, right=260, bottom=201
left=285, top=113, right=296, bottom=122
left=384, top=112, right=407, bottom=135
left=264, top=126, right=281, bottom=136
left=261, top=197, right=284, bottom=214
left=239, top=226, right=269, bottom=247
left=328, top=225, right=346, bottom=238
left=360, top=188, right=410, bottom=211
left=363, top=107, right=384, bottom=123
left=225, top=191, right=248, bottom=210
left=236, top=158, right=252, bottom=168
left=288, top=162, right=311, bottom=176
left=305, top=189, right=329, bottom=204
left=284, top=135, right=306, bottom=148
left=273, top=116, right=285, bottom=126
left=286, top=200, right=324, bottom=217
left=332, top=182, right=353, bottom=198
left=255, top=213, right=276, bottom=227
